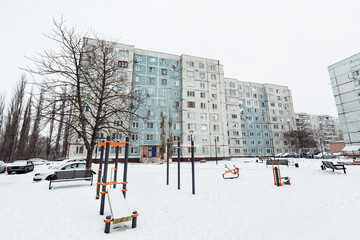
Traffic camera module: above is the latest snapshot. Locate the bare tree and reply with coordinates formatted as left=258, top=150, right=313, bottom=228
left=0, top=93, right=5, bottom=137
left=0, top=75, right=27, bottom=162
left=284, top=128, right=317, bottom=153
left=16, top=93, right=32, bottom=159
left=26, top=89, right=44, bottom=159
left=54, top=96, right=65, bottom=157
left=160, top=112, right=166, bottom=162
left=45, top=102, right=56, bottom=159
left=24, top=19, right=145, bottom=169
left=168, top=108, right=173, bottom=157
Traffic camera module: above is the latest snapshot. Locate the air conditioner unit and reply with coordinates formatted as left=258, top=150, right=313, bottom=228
left=172, top=64, right=177, bottom=69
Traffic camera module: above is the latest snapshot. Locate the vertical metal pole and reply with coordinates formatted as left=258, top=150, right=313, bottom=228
left=123, top=136, right=129, bottom=198
left=96, top=143, right=105, bottom=199
left=274, top=167, right=280, bottom=187
left=113, top=143, right=119, bottom=188
left=166, top=138, right=169, bottom=185
left=191, top=138, right=195, bottom=195
left=100, top=136, right=111, bottom=215
left=177, top=136, right=180, bottom=190
left=215, top=139, right=218, bottom=165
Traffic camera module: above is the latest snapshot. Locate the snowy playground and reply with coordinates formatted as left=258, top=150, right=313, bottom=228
left=1, top=158, right=360, bottom=240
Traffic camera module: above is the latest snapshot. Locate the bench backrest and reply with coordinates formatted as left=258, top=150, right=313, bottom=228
left=266, top=160, right=289, bottom=166
left=322, top=161, right=335, bottom=169
left=55, top=170, right=93, bottom=179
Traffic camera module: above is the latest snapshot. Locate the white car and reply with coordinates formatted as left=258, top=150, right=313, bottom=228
left=0, top=161, right=6, bottom=173
left=48, top=158, right=86, bottom=169
left=33, top=162, right=87, bottom=181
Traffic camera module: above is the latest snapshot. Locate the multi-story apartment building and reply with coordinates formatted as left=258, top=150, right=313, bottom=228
left=295, top=113, right=343, bottom=151
left=224, top=78, right=297, bottom=156
left=68, top=39, right=296, bottom=161
left=328, top=54, right=360, bottom=154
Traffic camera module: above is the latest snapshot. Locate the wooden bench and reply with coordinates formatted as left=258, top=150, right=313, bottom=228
left=48, top=170, right=95, bottom=189
left=321, top=161, right=346, bottom=174
left=266, top=159, right=289, bottom=167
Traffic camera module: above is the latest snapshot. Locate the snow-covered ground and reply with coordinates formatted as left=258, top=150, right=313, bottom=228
left=1, top=158, right=360, bottom=240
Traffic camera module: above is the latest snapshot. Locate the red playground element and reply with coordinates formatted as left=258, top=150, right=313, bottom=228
left=222, top=164, right=240, bottom=179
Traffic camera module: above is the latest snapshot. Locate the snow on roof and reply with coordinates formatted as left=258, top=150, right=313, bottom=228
left=342, top=145, right=360, bottom=151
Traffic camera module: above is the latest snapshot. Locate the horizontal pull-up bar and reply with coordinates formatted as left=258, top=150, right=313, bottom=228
left=177, top=146, right=194, bottom=149
left=97, top=141, right=131, bottom=146
left=167, top=141, right=180, bottom=144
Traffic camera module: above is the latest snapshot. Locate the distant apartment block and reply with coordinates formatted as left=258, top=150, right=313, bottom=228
left=69, top=39, right=297, bottom=161
left=295, top=113, right=343, bottom=151
left=328, top=54, right=360, bottom=153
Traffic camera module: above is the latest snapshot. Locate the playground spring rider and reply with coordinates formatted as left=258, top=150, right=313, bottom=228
left=271, top=161, right=290, bottom=186
left=222, top=164, right=240, bottom=179
left=95, top=136, right=139, bottom=234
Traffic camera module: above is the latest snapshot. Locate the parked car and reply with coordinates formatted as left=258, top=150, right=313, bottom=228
left=33, top=162, right=88, bottom=181
left=7, top=160, right=34, bottom=174
left=0, top=161, right=6, bottom=173
left=48, top=158, right=86, bottom=169
left=30, top=158, right=49, bottom=165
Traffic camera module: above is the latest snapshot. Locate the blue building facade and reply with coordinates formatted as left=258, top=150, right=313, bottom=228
left=129, top=50, right=182, bottom=160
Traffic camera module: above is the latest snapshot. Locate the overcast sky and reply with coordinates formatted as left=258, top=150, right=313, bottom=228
left=1, top=0, right=360, bottom=116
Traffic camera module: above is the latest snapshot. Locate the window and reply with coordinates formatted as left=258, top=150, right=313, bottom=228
left=188, top=124, right=196, bottom=130
left=131, top=147, right=138, bottom=154
left=160, top=89, right=167, bottom=96
left=161, top=79, right=167, bottom=85
left=200, top=103, right=206, bottom=109
left=117, top=72, right=128, bottom=79
left=214, top=136, right=220, bottom=141
left=134, top=76, right=140, bottom=82
left=201, top=124, right=207, bottom=131
left=148, top=77, right=155, bottom=84
left=187, top=71, right=195, bottom=77
left=173, top=112, right=180, bottom=118
left=211, top=74, right=216, bottom=80
left=213, top=114, right=218, bottom=120
left=202, top=147, right=208, bottom=154
left=147, top=122, right=154, bottom=129
left=187, top=101, right=195, bottom=108
left=200, top=82, right=206, bottom=88
left=161, top=59, right=167, bottom=65
left=119, top=50, right=129, bottom=57
left=173, top=91, right=180, bottom=97
left=149, top=57, right=156, bottom=63
left=210, top=65, right=216, bottom=70
left=147, top=88, right=155, bottom=95
left=160, top=100, right=167, bottom=106
left=187, top=91, right=195, bottom=97
left=211, top=94, right=217, bottom=99
left=131, top=134, right=138, bottom=141
left=173, top=101, right=180, bottom=108
left=146, top=134, right=154, bottom=141
left=135, top=55, right=143, bottom=62
left=188, top=112, right=195, bottom=119
left=173, top=123, right=180, bottom=130
left=211, top=84, right=217, bottom=89
left=230, top=90, right=236, bottom=96
left=233, top=131, right=239, bottom=136
left=213, top=124, right=220, bottom=131
left=118, top=61, right=128, bottom=68
left=174, top=80, right=180, bottom=87
left=149, top=67, right=156, bottom=73
left=202, top=136, right=208, bottom=142
left=212, top=104, right=218, bottom=109
left=232, top=114, right=238, bottom=119
left=132, top=121, right=139, bottom=128
left=114, top=120, right=122, bottom=126
left=229, top=82, right=236, bottom=88
left=186, top=61, right=194, bottom=67
left=201, top=113, right=207, bottom=119
left=161, top=69, right=167, bottom=75
left=187, top=81, right=195, bottom=87
left=112, top=132, right=122, bottom=140
left=76, top=146, right=84, bottom=154
left=199, top=62, right=205, bottom=68
left=200, top=92, right=206, bottom=98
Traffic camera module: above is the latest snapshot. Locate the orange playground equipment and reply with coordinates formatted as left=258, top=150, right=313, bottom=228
left=271, top=161, right=290, bottom=186
left=222, top=164, right=240, bottom=179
